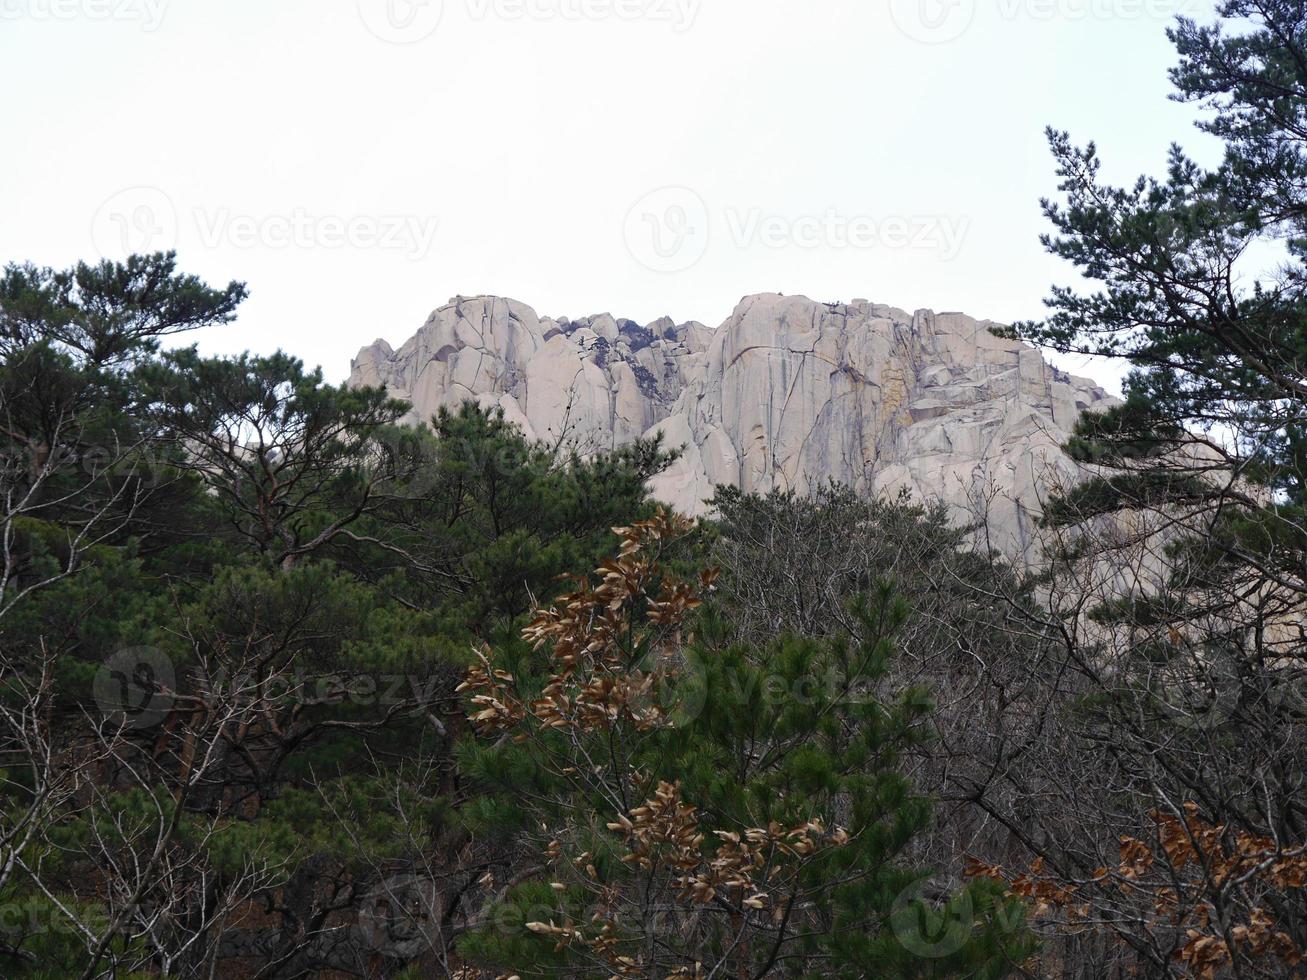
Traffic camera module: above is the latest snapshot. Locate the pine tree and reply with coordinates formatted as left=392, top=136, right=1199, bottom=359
left=999, top=4, right=1307, bottom=972
left=1010, top=1, right=1307, bottom=613
left=455, top=512, right=1031, bottom=978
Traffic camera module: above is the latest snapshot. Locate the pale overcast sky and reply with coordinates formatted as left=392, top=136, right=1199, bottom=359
left=2, top=0, right=1226, bottom=391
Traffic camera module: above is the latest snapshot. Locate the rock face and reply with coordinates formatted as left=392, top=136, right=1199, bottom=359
left=350, top=293, right=1117, bottom=557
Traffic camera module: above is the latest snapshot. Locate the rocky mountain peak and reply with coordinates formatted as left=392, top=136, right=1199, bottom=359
left=349, top=292, right=1117, bottom=557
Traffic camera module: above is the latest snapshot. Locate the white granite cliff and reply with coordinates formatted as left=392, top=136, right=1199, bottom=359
left=349, top=293, right=1117, bottom=556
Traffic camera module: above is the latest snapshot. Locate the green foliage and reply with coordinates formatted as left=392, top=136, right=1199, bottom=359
left=995, top=7, right=1307, bottom=972
left=455, top=522, right=1033, bottom=977
left=0, top=251, right=246, bottom=366
left=139, top=347, right=414, bottom=566
left=0, top=253, right=1039, bottom=976
left=343, top=401, right=680, bottom=628
left=0, top=254, right=699, bottom=977
left=1012, top=2, right=1307, bottom=527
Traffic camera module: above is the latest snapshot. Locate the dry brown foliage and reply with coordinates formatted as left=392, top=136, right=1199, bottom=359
left=455, top=511, right=854, bottom=979
left=968, top=803, right=1307, bottom=978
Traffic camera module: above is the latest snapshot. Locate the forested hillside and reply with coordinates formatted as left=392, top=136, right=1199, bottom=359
left=2, top=2, right=1306, bottom=977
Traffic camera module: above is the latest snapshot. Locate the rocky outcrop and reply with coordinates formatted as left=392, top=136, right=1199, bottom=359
left=349, top=296, right=712, bottom=452
left=350, top=293, right=1117, bottom=557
